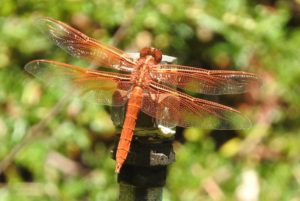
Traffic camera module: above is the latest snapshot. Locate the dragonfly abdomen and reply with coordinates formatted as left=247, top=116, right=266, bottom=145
left=115, top=86, right=143, bottom=173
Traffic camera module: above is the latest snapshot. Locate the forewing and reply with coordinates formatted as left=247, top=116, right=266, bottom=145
left=141, top=82, right=251, bottom=130
left=151, top=64, right=260, bottom=95
left=37, top=17, right=136, bottom=71
left=25, top=60, right=133, bottom=106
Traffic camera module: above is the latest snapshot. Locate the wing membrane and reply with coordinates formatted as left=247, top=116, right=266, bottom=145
left=25, top=60, right=133, bottom=106
left=141, top=82, right=251, bottom=130
left=38, top=17, right=136, bottom=71
left=151, top=64, right=260, bottom=95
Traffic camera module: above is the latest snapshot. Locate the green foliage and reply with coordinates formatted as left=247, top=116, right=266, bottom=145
left=1, top=0, right=300, bottom=200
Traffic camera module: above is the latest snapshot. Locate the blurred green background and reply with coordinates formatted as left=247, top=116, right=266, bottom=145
left=1, top=0, right=300, bottom=200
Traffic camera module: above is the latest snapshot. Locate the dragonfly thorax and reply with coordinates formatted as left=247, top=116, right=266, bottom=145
left=131, top=49, right=160, bottom=86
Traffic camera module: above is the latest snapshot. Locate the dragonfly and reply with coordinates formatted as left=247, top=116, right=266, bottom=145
left=25, top=17, right=260, bottom=173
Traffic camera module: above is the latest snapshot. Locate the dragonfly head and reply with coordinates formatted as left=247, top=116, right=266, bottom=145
left=140, top=47, right=162, bottom=64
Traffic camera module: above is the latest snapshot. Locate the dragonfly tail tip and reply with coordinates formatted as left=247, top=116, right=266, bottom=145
left=115, top=163, right=121, bottom=173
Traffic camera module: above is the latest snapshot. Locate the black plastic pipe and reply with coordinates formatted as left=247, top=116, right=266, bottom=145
left=112, top=135, right=175, bottom=201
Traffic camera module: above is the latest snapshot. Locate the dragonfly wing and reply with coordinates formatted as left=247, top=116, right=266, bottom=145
left=37, top=17, right=136, bottom=71
left=141, top=82, right=251, bottom=130
left=151, top=64, right=260, bottom=95
left=25, top=60, right=133, bottom=106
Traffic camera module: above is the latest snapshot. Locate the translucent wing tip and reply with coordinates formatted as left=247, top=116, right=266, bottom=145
left=182, top=99, right=253, bottom=130
left=24, top=60, right=41, bottom=75
left=35, top=17, right=53, bottom=29
left=226, top=114, right=252, bottom=130
left=36, top=17, right=57, bottom=25
left=214, top=109, right=252, bottom=130
left=35, top=17, right=68, bottom=39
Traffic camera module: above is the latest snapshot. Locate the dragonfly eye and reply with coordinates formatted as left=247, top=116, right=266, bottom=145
left=140, top=47, right=150, bottom=58
left=140, top=47, right=162, bottom=64
left=153, top=48, right=162, bottom=64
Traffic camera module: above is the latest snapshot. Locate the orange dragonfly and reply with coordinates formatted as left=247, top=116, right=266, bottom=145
left=25, top=17, right=259, bottom=173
